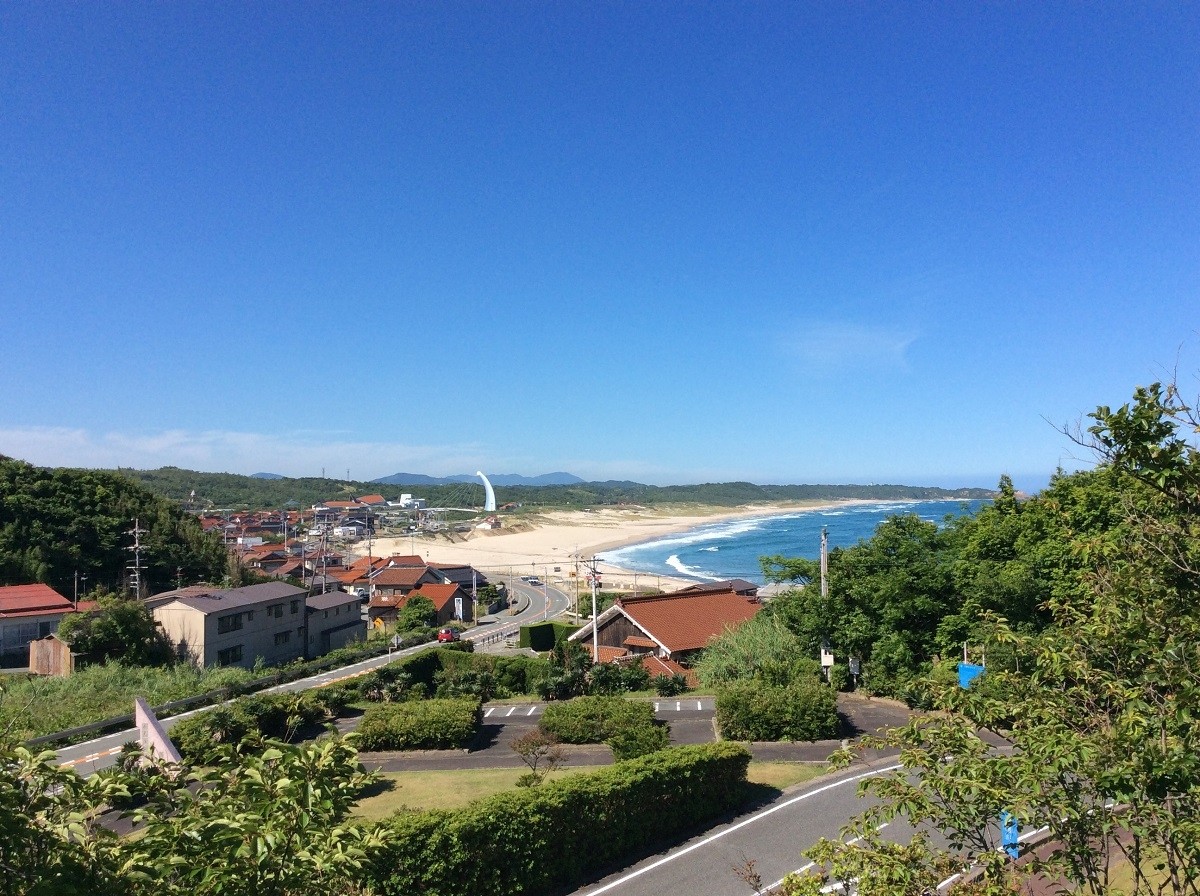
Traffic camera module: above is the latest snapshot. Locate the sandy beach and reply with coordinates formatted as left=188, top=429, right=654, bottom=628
left=361, top=500, right=869, bottom=593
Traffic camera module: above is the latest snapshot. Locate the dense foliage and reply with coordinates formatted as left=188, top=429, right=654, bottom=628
left=169, top=690, right=343, bottom=764
left=793, top=381, right=1200, bottom=896
left=119, top=464, right=993, bottom=511
left=56, top=595, right=172, bottom=666
left=0, top=733, right=378, bottom=896
left=367, top=742, right=751, bottom=896
left=715, top=677, right=839, bottom=742
left=760, top=468, right=1132, bottom=700
left=355, top=697, right=482, bottom=751
left=539, top=695, right=656, bottom=743
left=0, top=457, right=225, bottom=594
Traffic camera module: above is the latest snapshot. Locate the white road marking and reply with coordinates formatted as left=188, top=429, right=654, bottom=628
left=579, top=765, right=902, bottom=895
left=526, top=706, right=536, bottom=716
left=485, top=707, right=495, bottom=717
left=505, top=706, right=516, bottom=717
left=764, top=824, right=888, bottom=893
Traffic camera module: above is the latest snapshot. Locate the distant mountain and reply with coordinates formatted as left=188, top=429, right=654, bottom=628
left=372, top=471, right=585, bottom=486
left=250, top=472, right=285, bottom=479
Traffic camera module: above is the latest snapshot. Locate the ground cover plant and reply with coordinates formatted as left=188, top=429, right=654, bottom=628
left=0, top=661, right=259, bottom=741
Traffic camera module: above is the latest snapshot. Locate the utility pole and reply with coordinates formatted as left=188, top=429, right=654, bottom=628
left=126, top=519, right=148, bottom=601
left=820, top=526, right=829, bottom=599
left=586, top=557, right=602, bottom=660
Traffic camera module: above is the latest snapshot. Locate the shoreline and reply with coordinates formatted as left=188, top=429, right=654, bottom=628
left=359, top=498, right=895, bottom=593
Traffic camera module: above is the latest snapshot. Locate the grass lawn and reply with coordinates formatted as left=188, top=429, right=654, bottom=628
left=351, top=760, right=827, bottom=821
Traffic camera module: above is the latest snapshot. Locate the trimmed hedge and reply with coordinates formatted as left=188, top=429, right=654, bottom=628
left=355, top=697, right=481, bottom=750
left=518, top=621, right=580, bottom=651
left=539, top=695, right=656, bottom=744
left=365, top=742, right=751, bottom=896
left=715, top=678, right=840, bottom=742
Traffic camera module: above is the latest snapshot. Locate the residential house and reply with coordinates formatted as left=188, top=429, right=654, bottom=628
left=306, top=590, right=366, bottom=658
left=366, top=566, right=442, bottom=625
left=370, top=582, right=472, bottom=630
left=568, top=584, right=762, bottom=685
left=0, top=584, right=79, bottom=667
left=427, top=562, right=489, bottom=592
left=153, top=582, right=310, bottom=670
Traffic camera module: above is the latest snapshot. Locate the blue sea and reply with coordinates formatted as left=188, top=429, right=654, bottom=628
left=604, top=500, right=988, bottom=585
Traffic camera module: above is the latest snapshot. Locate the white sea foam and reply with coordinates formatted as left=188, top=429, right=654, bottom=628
left=664, top=554, right=722, bottom=581
left=700, top=546, right=719, bottom=552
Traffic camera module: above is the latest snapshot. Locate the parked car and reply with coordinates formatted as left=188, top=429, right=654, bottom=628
left=437, top=627, right=460, bottom=643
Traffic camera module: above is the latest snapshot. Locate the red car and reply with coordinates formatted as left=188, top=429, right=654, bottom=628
left=437, top=627, right=460, bottom=643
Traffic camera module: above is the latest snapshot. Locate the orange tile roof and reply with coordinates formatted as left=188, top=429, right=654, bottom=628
left=356, top=494, right=386, bottom=505
left=410, top=582, right=464, bottom=611
left=618, top=589, right=761, bottom=654
left=583, top=644, right=631, bottom=663
left=637, top=654, right=698, bottom=687
left=623, top=635, right=659, bottom=649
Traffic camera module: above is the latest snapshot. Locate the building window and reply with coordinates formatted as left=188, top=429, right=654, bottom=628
left=217, top=645, right=243, bottom=665
left=274, top=631, right=290, bottom=646
left=217, top=614, right=243, bottom=634
left=290, top=600, right=299, bottom=614
left=272, top=604, right=283, bottom=618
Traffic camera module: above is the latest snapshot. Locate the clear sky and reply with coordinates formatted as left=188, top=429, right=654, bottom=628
left=1, top=3, right=1196, bottom=492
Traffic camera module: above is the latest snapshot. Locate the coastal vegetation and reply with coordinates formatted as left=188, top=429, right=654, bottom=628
left=114, top=464, right=993, bottom=511
left=781, top=381, right=1200, bottom=895
left=0, top=456, right=225, bottom=594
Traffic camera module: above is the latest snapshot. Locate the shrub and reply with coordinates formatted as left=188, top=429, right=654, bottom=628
left=366, top=742, right=751, bottom=896
left=827, top=663, right=853, bottom=693
left=653, top=673, right=689, bottom=697
left=539, top=696, right=655, bottom=744
left=715, top=677, right=839, bottom=742
left=607, top=722, right=670, bottom=760
left=355, top=697, right=481, bottom=751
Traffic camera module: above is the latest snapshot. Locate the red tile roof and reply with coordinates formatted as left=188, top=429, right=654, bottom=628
left=637, top=654, right=698, bottom=687
left=372, top=567, right=433, bottom=587
left=583, top=644, right=631, bottom=663
left=618, top=589, right=761, bottom=654
left=0, top=584, right=74, bottom=617
left=356, top=494, right=386, bottom=505
left=410, top=582, right=465, bottom=611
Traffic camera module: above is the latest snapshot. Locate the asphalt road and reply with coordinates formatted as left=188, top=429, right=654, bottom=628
left=560, top=761, right=908, bottom=896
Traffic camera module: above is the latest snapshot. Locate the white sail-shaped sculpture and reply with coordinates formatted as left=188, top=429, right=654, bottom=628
left=476, top=471, right=497, bottom=512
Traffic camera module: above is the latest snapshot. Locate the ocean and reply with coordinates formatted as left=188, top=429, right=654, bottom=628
left=604, top=499, right=989, bottom=585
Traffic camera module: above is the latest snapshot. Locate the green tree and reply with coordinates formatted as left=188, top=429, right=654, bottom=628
left=807, top=382, right=1200, bottom=896
left=57, top=593, right=173, bottom=666
left=122, top=737, right=381, bottom=896
left=396, top=594, right=436, bottom=631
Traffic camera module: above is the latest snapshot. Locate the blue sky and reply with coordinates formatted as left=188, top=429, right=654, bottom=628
left=1, top=3, right=1196, bottom=492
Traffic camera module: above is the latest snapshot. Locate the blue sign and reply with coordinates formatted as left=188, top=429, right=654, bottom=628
left=958, top=662, right=985, bottom=689
left=1001, top=811, right=1019, bottom=859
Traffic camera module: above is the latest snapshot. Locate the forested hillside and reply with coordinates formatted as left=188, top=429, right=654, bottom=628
left=116, top=466, right=993, bottom=511
left=0, top=457, right=226, bottom=595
